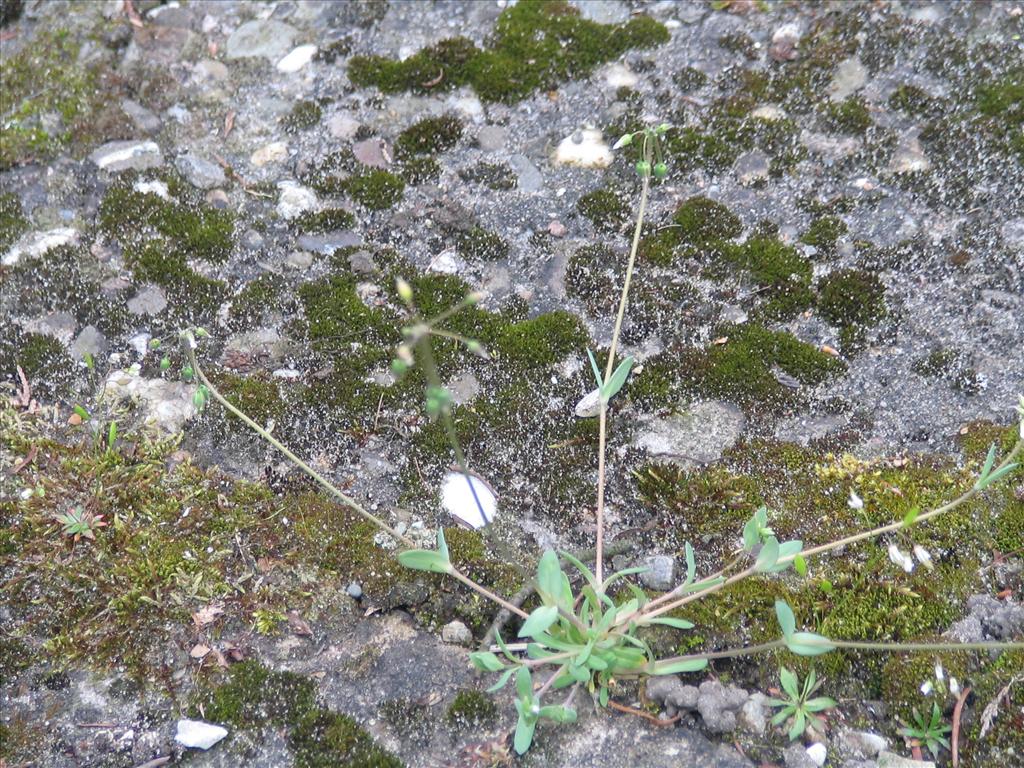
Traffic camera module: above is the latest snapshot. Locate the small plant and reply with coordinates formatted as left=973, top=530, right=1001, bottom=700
left=766, top=667, right=836, bottom=741
left=54, top=506, right=107, bottom=542
left=179, top=116, right=1024, bottom=756
left=899, top=702, right=952, bottom=760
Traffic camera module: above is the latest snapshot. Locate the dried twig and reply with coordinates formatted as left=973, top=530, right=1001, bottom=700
left=980, top=674, right=1021, bottom=738
left=607, top=699, right=680, bottom=727
left=951, top=685, right=971, bottom=768
left=123, top=0, right=144, bottom=27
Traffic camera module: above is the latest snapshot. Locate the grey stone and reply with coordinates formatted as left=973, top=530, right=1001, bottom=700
left=225, top=20, right=297, bottom=61
left=347, top=249, right=377, bottom=274
left=446, top=372, right=481, bottom=406
left=784, top=743, right=818, bottom=768
left=346, top=582, right=362, bottom=599
left=697, top=680, right=750, bottom=733
left=1001, top=217, right=1024, bottom=251
left=296, top=232, right=361, bottom=255
left=2, top=227, right=79, bottom=267
left=72, top=326, right=107, bottom=361
left=632, top=401, right=745, bottom=468
left=26, top=311, right=77, bottom=345
left=352, top=138, right=391, bottom=168
left=889, top=132, right=931, bottom=174
left=120, top=99, right=161, bottom=134
left=839, top=730, right=889, bottom=758
left=440, top=620, right=473, bottom=646
left=89, top=140, right=164, bottom=172
left=738, top=692, right=769, bottom=735
left=734, top=150, right=770, bottom=186
left=827, top=57, right=868, bottom=102
left=476, top=125, right=508, bottom=152
left=285, top=250, right=314, bottom=270
left=127, top=285, right=168, bottom=316
left=509, top=154, right=543, bottom=192
left=639, top=554, right=675, bottom=591
left=328, top=113, right=360, bottom=140
left=877, top=752, right=934, bottom=768
left=175, top=153, right=226, bottom=190
left=775, top=414, right=849, bottom=446
left=241, top=229, right=265, bottom=250
left=277, top=181, right=318, bottom=220
left=645, top=675, right=700, bottom=715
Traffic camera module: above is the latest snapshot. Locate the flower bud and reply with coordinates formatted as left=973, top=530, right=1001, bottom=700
left=612, top=133, right=633, bottom=149
left=160, top=357, right=171, bottom=371
left=653, top=162, right=668, bottom=178
left=396, top=278, right=413, bottom=303
left=635, top=160, right=651, bottom=177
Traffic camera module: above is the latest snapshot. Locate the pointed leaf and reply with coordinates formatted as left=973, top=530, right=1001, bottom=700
left=515, top=666, right=533, bottom=700
left=789, top=710, right=806, bottom=741
left=495, top=630, right=518, bottom=662
left=684, top=542, right=696, bottom=584
left=586, top=349, right=603, bottom=389
left=742, top=516, right=760, bottom=551
left=601, top=566, right=649, bottom=592
left=779, top=667, right=799, bottom=699
left=902, top=505, right=920, bottom=528
left=469, top=652, right=505, bottom=672
left=651, top=658, right=708, bottom=675
left=558, top=550, right=597, bottom=586
left=766, top=540, right=803, bottom=572
left=513, top=713, right=536, bottom=755
left=437, top=527, right=449, bottom=561
left=397, top=549, right=452, bottom=574
left=804, top=697, right=837, bottom=712
left=977, top=443, right=998, bottom=485
left=486, top=667, right=516, bottom=693
left=601, top=356, right=634, bottom=401
left=518, top=605, right=559, bottom=639
left=646, top=617, right=695, bottom=630
left=775, top=600, right=796, bottom=638
left=978, top=462, right=1018, bottom=489
left=786, top=632, right=835, bottom=656
left=754, top=537, right=780, bottom=572
left=536, top=550, right=563, bottom=604
left=539, top=705, right=577, bottom=723
left=794, top=554, right=807, bottom=577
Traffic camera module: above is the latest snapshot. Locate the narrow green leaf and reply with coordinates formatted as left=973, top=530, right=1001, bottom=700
left=539, top=705, right=577, bottom=723
left=518, top=605, right=559, bottom=639
left=585, top=654, right=608, bottom=671
left=437, top=527, right=449, bottom=562
left=786, top=632, right=835, bottom=656
left=978, top=463, right=1018, bottom=489
left=789, top=710, right=806, bottom=741
left=805, top=697, right=837, bottom=712
left=397, top=549, right=452, bottom=574
left=568, top=664, right=589, bottom=684
left=601, top=566, right=649, bottom=592
left=536, top=550, right=562, bottom=604
left=979, top=443, right=998, bottom=480
left=684, top=542, right=696, bottom=585
left=513, top=712, right=536, bottom=755
left=601, top=356, right=634, bottom=401
left=679, top=575, right=725, bottom=594
left=599, top=685, right=609, bottom=707
left=469, top=652, right=505, bottom=672
left=775, top=600, right=796, bottom=638
left=586, top=348, right=603, bottom=389
left=558, top=550, right=596, bottom=586
left=73, top=405, right=90, bottom=421
left=486, top=667, right=516, bottom=693
left=651, top=658, right=707, bottom=675
left=107, top=421, right=117, bottom=448
left=515, top=666, right=533, bottom=700
left=646, top=617, right=695, bottom=630
left=495, top=630, right=517, bottom=662
left=779, top=667, right=799, bottom=699
left=742, top=516, right=760, bottom=551
left=902, top=505, right=920, bottom=528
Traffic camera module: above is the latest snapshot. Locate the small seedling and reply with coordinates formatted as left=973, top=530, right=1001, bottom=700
left=54, top=506, right=107, bottom=542
left=899, top=702, right=951, bottom=760
left=767, top=667, right=836, bottom=741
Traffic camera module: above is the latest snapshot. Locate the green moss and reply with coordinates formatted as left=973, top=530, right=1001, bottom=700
left=975, top=70, right=1024, bottom=127
left=718, top=236, right=815, bottom=321
left=0, top=28, right=131, bottom=169
left=822, top=96, right=872, bottom=135
left=394, top=114, right=463, bottom=156
left=292, top=208, right=357, bottom=233
left=198, top=660, right=318, bottom=727
left=672, top=196, right=743, bottom=244
left=458, top=161, right=516, bottom=190
left=816, top=268, right=886, bottom=329
left=577, top=187, right=630, bottom=233
left=7, top=332, right=76, bottom=400
left=209, top=371, right=285, bottom=429
left=455, top=226, right=509, bottom=261
left=0, top=192, right=28, bottom=251
left=290, top=709, right=403, bottom=768
left=129, top=240, right=227, bottom=318
left=446, top=689, right=498, bottom=727
left=888, top=84, right=933, bottom=116
left=910, top=349, right=982, bottom=395
left=399, top=156, right=441, bottom=185
left=678, top=323, right=846, bottom=413
left=347, top=1, right=667, bottom=104
left=673, top=66, right=708, bottom=92
left=799, top=216, right=847, bottom=255
left=281, top=100, right=324, bottom=132
left=342, top=170, right=405, bottom=210
left=495, top=311, right=588, bottom=369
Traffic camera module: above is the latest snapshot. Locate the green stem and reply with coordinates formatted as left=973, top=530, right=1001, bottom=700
left=449, top=567, right=529, bottom=619
left=595, top=139, right=652, bottom=587
left=183, top=339, right=415, bottom=548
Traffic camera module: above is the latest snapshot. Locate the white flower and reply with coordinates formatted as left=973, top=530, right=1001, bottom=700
left=934, top=662, right=945, bottom=682
left=950, top=677, right=960, bottom=696
left=848, top=489, right=864, bottom=510
left=920, top=680, right=933, bottom=695
left=888, top=544, right=914, bottom=572
left=914, top=545, right=935, bottom=571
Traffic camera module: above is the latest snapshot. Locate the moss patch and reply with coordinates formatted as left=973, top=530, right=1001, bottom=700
left=816, top=268, right=886, bottom=352
left=446, top=689, right=498, bottom=727
left=0, top=192, right=28, bottom=252
left=292, top=208, right=357, bottom=233
left=455, top=226, right=509, bottom=261
left=822, top=96, right=872, bottom=135
left=565, top=243, right=620, bottom=315
left=672, top=196, right=743, bottom=244
left=800, top=215, right=847, bottom=256
left=290, top=709, right=403, bottom=768
left=577, top=187, right=630, bottom=233
left=342, top=170, right=405, bottom=210
left=394, top=114, right=463, bottom=157
left=347, top=0, right=668, bottom=104
left=281, top=100, right=324, bottom=133
left=458, top=161, right=516, bottom=191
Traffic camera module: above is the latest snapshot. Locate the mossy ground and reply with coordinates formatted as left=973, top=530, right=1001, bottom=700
left=0, top=191, right=28, bottom=251
left=347, top=0, right=668, bottom=104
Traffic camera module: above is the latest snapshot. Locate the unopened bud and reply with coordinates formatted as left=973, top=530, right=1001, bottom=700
left=396, top=278, right=413, bottom=303
left=653, top=162, right=668, bottom=179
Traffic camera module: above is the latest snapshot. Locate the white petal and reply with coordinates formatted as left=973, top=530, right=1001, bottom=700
left=920, top=681, right=933, bottom=695
left=848, top=489, right=864, bottom=510
left=914, top=545, right=934, bottom=570
left=950, top=678, right=960, bottom=696
left=441, top=471, right=497, bottom=529
left=934, top=662, right=944, bottom=681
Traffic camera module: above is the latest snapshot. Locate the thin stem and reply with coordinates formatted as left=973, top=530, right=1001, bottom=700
left=536, top=664, right=567, bottom=697
left=449, top=567, right=529, bottom=619
left=595, top=139, right=652, bottom=588
left=184, top=342, right=415, bottom=548
left=524, top=651, right=575, bottom=668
